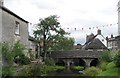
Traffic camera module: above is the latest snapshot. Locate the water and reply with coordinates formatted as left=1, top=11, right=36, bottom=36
left=48, top=69, right=83, bottom=76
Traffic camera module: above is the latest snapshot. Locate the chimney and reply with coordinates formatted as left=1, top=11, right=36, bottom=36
left=86, top=33, right=94, bottom=42
left=97, top=29, right=101, bottom=35
left=111, top=34, right=113, bottom=38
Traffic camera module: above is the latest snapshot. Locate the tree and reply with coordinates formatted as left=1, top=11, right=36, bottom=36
left=114, top=50, right=120, bottom=67
left=33, top=15, right=68, bottom=59
left=49, top=35, right=74, bottom=51
left=100, top=50, right=112, bottom=62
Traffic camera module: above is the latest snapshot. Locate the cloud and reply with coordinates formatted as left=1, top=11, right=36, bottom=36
left=4, top=0, right=119, bottom=44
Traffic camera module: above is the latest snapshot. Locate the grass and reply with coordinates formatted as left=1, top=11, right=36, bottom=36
left=98, top=62, right=119, bottom=76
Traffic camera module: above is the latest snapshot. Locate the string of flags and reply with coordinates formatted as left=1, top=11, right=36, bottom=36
left=29, top=22, right=118, bottom=31
left=61, top=23, right=118, bottom=31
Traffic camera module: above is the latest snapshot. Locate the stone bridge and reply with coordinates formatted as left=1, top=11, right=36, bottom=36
left=51, top=50, right=103, bottom=68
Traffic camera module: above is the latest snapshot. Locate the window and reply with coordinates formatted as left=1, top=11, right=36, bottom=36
left=15, top=21, right=20, bottom=35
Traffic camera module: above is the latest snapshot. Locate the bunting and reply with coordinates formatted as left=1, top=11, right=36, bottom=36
left=29, top=22, right=118, bottom=32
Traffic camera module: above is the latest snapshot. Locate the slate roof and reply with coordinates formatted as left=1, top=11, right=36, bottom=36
left=84, top=38, right=107, bottom=50
left=29, top=36, right=40, bottom=43
left=108, top=35, right=120, bottom=41
left=1, top=6, right=28, bottom=23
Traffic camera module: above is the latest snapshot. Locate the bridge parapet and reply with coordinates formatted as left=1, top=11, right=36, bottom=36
left=51, top=50, right=103, bottom=59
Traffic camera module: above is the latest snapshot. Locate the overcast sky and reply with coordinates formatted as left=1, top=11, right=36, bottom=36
left=4, top=0, right=119, bottom=45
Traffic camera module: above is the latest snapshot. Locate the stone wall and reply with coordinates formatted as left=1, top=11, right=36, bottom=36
left=51, top=50, right=103, bottom=59
left=2, top=7, right=29, bottom=47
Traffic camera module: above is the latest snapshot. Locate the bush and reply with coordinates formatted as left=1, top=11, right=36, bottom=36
left=20, top=55, right=31, bottom=65
left=100, top=50, right=112, bottom=62
left=2, top=43, right=14, bottom=65
left=44, top=58, right=55, bottom=66
left=16, top=63, right=65, bottom=76
left=98, top=61, right=107, bottom=71
left=84, top=67, right=101, bottom=76
left=2, top=41, right=27, bottom=66
left=14, top=54, right=31, bottom=65
left=12, top=41, right=25, bottom=56
left=97, top=62, right=119, bottom=76
left=114, top=50, right=120, bottom=67
left=2, top=66, right=15, bottom=77
left=17, top=63, right=41, bottom=76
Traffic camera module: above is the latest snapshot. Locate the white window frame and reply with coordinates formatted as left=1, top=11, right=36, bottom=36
left=15, top=21, right=20, bottom=35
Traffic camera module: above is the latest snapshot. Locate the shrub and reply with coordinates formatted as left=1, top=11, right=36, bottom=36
left=2, top=41, right=27, bottom=66
left=20, top=54, right=31, bottom=65
left=98, top=61, right=107, bottom=71
left=114, top=50, right=120, bottom=67
left=17, top=65, right=32, bottom=76
left=17, top=63, right=41, bottom=76
left=29, top=49, right=35, bottom=61
left=2, top=66, right=15, bottom=77
left=2, top=43, right=14, bottom=65
left=17, top=63, right=65, bottom=76
left=100, top=50, right=112, bottom=62
left=14, top=54, right=31, bottom=65
left=44, top=58, right=55, bottom=66
left=12, top=41, right=25, bottom=56
left=84, top=67, right=101, bottom=76
left=97, top=62, right=119, bottom=76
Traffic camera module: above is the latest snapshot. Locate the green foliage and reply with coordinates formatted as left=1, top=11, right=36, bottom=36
left=100, top=50, right=112, bottom=62
left=12, top=41, right=30, bottom=65
left=17, top=65, right=33, bottom=76
left=12, top=41, right=25, bottom=56
left=39, top=65, right=65, bottom=76
left=17, top=63, right=43, bottom=76
left=2, top=66, right=15, bottom=77
left=98, top=62, right=119, bottom=76
left=2, top=43, right=14, bottom=65
left=50, top=35, right=75, bottom=51
left=44, top=58, right=55, bottom=66
left=19, top=54, right=31, bottom=65
left=16, top=63, right=64, bottom=76
left=98, top=61, right=107, bottom=71
left=29, top=49, right=35, bottom=61
left=114, top=50, right=120, bottom=67
left=84, top=67, right=101, bottom=76
left=2, top=41, right=29, bottom=66
left=33, top=15, right=71, bottom=59
left=71, top=66, right=84, bottom=71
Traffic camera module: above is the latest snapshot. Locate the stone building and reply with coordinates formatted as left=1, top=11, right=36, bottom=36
left=0, top=1, right=29, bottom=47
left=82, top=33, right=107, bottom=51
left=0, top=0, right=30, bottom=66
left=107, top=35, right=120, bottom=50
left=28, top=36, right=41, bottom=59
left=106, top=1, right=120, bottom=50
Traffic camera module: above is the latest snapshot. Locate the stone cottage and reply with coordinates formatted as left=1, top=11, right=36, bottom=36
left=0, top=1, right=29, bottom=66
left=0, top=1, right=29, bottom=47
left=0, top=0, right=29, bottom=65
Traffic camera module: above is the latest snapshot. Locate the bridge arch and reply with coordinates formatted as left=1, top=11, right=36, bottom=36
left=73, top=58, right=85, bottom=66
left=90, top=58, right=99, bottom=67
left=55, top=59, right=65, bottom=66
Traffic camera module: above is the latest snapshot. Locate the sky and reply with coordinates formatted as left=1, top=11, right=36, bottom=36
left=4, top=0, right=119, bottom=45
